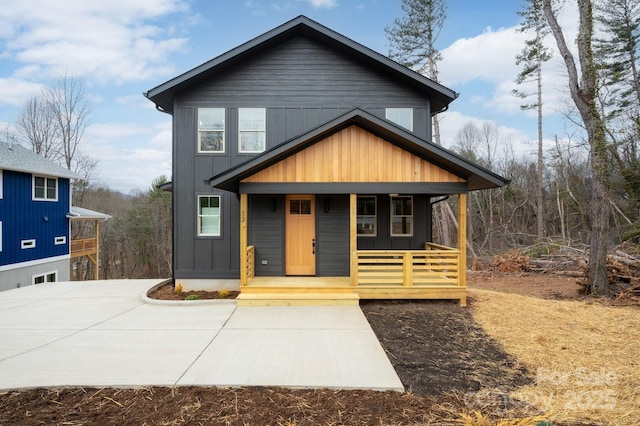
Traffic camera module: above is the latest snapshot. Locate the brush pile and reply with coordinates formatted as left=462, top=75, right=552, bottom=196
left=478, top=242, right=640, bottom=304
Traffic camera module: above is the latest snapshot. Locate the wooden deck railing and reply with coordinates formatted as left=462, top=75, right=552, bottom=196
left=355, top=245, right=461, bottom=287
left=245, top=245, right=255, bottom=284
left=70, top=238, right=97, bottom=257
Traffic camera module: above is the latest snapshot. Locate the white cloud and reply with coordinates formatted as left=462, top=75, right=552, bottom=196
left=0, top=0, right=191, bottom=84
left=0, top=78, right=43, bottom=107
left=439, top=26, right=526, bottom=87
left=306, top=0, right=338, bottom=9
left=82, top=120, right=171, bottom=193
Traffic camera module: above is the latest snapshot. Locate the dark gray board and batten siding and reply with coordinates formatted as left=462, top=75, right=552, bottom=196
left=172, top=34, right=434, bottom=280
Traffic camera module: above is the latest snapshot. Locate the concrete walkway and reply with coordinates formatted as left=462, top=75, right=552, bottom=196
left=0, top=280, right=403, bottom=391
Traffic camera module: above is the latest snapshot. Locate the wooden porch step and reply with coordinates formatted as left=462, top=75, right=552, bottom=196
left=236, top=292, right=360, bottom=306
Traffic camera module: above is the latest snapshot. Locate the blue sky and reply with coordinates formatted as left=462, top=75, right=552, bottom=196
left=0, top=0, right=576, bottom=194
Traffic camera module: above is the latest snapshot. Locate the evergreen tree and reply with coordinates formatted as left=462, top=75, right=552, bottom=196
left=514, top=0, right=553, bottom=240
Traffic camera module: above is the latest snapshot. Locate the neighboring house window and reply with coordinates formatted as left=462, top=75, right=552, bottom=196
left=21, top=239, right=36, bottom=249
left=357, top=196, right=377, bottom=236
left=55, top=236, right=66, bottom=245
left=33, top=176, right=57, bottom=201
left=198, top=195, right=221, bottom=236
left=198, top=108, right=225, bottom=153
left=239, top=108, right=266, bottom=153
left=390, top=196, right=413, bottom=236
left=33, top=271, right=57, bottom=285
left=385, top=108, right=414, bottom=131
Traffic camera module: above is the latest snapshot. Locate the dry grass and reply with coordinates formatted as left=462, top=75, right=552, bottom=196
left=469, top=289, right=640, bottom=426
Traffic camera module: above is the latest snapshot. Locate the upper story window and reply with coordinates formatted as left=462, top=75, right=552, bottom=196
left=357, top=196, right=377, bottom=236
left=239, top=108, right=266, bottom=153
left=390, top=196, right=413, bottom=237
left=33, top=176, right=57, bottom=201
left=385, top=108, right=414, bottom=131
left=198, top=195, right=221, bottom=237
left=198, top=108, right=225, bottom=153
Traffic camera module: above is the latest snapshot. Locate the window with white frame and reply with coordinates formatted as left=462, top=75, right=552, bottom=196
left=33, top=175, right=57, bottom=200
left=239, top=108, right=266, bottom=153
left=33, top=271, right=57, bottom=285
left=54, top=236, right=66, bottom=245
left=21, top=239, right=36, bottom=249
left=198, top=108, right=225, bottom=153
left=385, top=108, right=414, bottom=131
left=390, top=196, right=413, bottom=236
left=198, top=195, right=221, bottom=236
left=356, top=196, right=377, bottom=236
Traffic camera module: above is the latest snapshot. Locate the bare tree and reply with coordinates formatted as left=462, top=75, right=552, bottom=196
left=17, top=96, right=59, bottom=160
left=43, top=73, right=92, bottom=171
left=543, top=0, right=611, bottom=295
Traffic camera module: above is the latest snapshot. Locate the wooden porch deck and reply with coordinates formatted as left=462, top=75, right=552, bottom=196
left=238, top=276, right=465, bottom=306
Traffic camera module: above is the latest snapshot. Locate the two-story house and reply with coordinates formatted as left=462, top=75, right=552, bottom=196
left=145, top=16, right=508, bottom=305
left=0, top=141, right=109, bottom=291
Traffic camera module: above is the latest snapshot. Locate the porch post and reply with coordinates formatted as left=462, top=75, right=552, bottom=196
left=94, top=219, right=100, bottom=280
left=240, top=193, right=248, bottom=287
left=458, top=193, right=467, bottom=287
left=349, top=193, right=357, bottom=286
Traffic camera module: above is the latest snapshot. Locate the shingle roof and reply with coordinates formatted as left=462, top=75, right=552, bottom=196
left=0, top=141, right=80, bottom=179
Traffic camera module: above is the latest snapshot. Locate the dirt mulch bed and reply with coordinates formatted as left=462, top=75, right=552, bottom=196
left=0, top=273, right=596, bottom=425
left=148, top=283, right=239, bottom=301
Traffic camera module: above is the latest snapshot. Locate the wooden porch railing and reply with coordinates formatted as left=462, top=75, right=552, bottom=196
left=354, top=244, right=461, bottom=287
left=70, top=238, right=97, bottom=258
left=245, top=245, right=255, bottom=285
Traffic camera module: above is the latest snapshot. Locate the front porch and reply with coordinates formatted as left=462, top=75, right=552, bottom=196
left=239, top=227, right=467, bottom=306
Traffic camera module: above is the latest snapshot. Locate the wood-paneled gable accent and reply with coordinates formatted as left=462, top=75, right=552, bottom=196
left=242, top=126, right=466, bottom=184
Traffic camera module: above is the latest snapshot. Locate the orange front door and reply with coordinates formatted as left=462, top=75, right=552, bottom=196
left=285, top=195, right=316, bottom=275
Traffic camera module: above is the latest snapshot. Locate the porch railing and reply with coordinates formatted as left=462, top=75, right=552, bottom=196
left=70, top=238, right=97, bottom=257
left=354, top=244, right=461, bottom=287
left=245, top=245, right=255, bottom=284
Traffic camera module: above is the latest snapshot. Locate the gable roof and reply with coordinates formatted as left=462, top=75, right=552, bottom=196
left=0, top=141, right=79, bottom=180
left=144, top=15, right=458, bottom=114
left=208, top=108, right=510, bottom=193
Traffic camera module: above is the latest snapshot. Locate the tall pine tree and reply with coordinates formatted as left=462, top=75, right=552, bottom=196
left=514, top=0, right=553, bottom=240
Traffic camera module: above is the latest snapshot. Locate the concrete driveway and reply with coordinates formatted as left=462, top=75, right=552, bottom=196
left=0, top=280, right=403, bottom=391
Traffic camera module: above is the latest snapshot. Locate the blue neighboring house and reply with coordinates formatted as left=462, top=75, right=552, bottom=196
left=0, top=140, right=81, bottom=291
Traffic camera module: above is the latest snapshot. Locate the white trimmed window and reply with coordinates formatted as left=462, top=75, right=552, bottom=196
left=55, top=236, right=66, bottom=245
left=198, top=195, right=221, bottom=236
left=385, top=108, right=414, bottom=131
left=33, top=175, right=57, bottom=201
left=21, top=239, right=36, bottom=249
left=33, top=271, right=57, bottom=285
left=239, top=108, right=266, bottom=153
left=198, top=108, right=225, bottom=153
left=390, top=196, right=413, bottom=236
left=357, top=196, right=377, bottom=236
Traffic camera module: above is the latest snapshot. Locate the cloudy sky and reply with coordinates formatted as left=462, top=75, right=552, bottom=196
left=0, top=0, right=578, bottom=194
